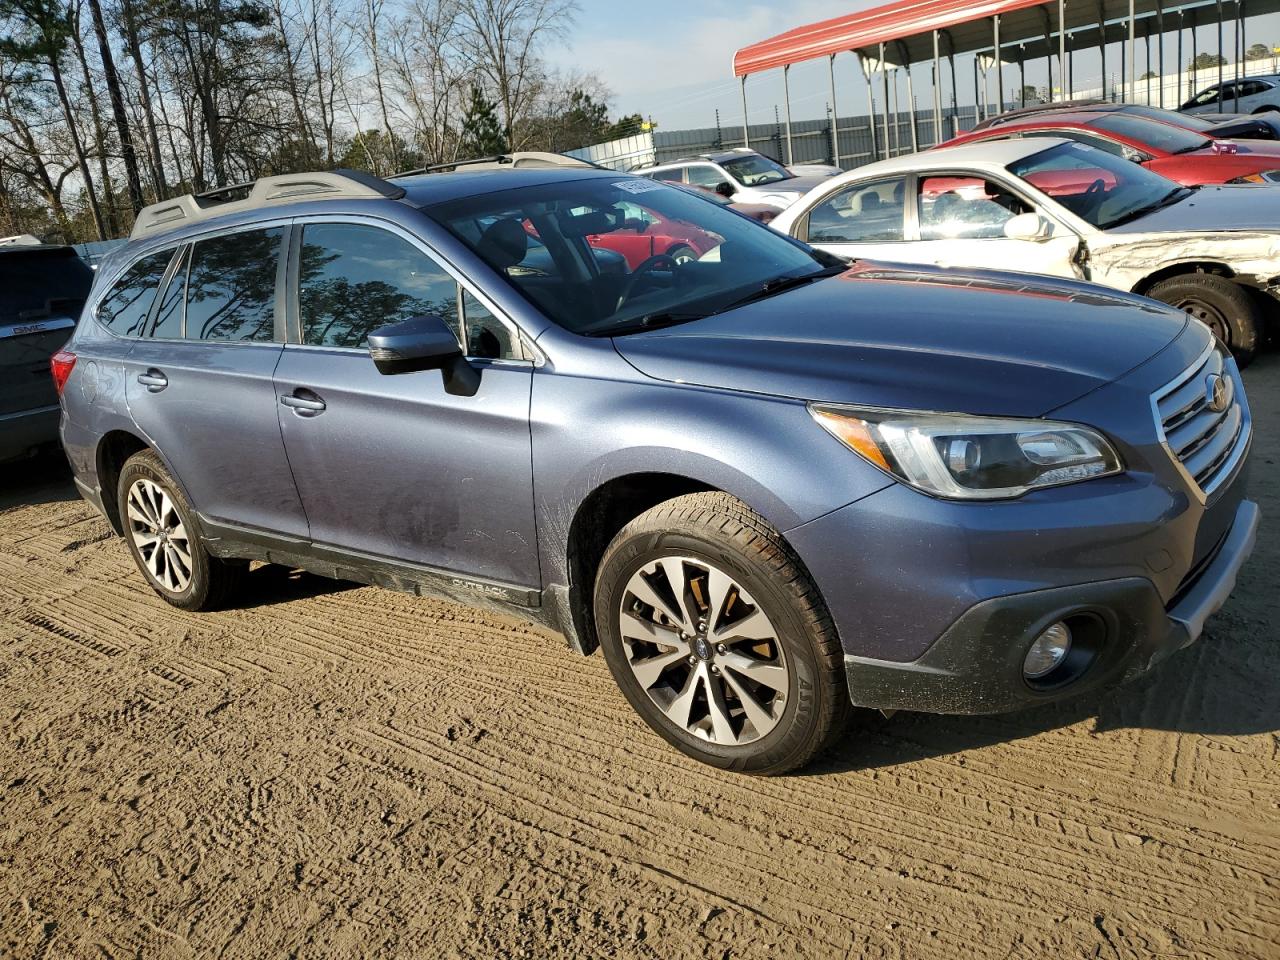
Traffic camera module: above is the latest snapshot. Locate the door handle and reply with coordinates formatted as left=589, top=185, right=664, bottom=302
left=280, top=389, right=326, bottom=415
left=137, top=369, right=168, bottom=392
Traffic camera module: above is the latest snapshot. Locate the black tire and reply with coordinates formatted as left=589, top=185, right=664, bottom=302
left=1147, top=274, right=1260, bottom=368
left=116, top=450, right=244, bottom=611
left=593, top=492, right=849, bottom=775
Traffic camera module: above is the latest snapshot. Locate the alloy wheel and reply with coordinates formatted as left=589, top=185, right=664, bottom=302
left=617, top=556, right=789, bottom=746
left=126, top=478, right=193, bottom=593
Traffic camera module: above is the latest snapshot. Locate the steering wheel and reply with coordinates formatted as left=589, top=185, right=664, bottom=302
left=1082, top=177, right=1108, bottom=216
left=615, top=253, right=680, bottom=311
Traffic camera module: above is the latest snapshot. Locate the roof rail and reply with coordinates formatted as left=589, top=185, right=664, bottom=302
left=390, top=151, right=600, bottom=178
left=129, top=169, right=406, bottom=239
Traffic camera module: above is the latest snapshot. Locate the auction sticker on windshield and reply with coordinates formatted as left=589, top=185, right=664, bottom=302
left=613, top=179, right=666, bottom=194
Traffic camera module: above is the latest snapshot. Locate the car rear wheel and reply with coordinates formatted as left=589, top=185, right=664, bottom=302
left=117, top=450, right=244, bottom=611
left=1147, top=274, right=1260, bottom=368
left=593, top=492, right=848, bottom=775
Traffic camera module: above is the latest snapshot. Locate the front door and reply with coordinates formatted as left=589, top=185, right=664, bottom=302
left=796, top=175, right=912, bottom=263
left=909, top=174, right=1080, bottom=278
left=272, top=220, right=539, bottom=590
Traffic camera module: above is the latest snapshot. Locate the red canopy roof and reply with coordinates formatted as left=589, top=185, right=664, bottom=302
left=732, top=0, right=1055, bottom=76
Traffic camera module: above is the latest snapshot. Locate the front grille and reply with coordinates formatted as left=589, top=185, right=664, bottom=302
left=1153, top=345, right=1249, bottom=498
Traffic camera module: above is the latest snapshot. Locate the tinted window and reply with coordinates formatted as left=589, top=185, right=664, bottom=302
left=685, top=164, right=727, bottom=189
left=185, top=229, right=281, bottom=342
left=148, top=246, right=187, bottom=338
left=806, top=178, right=906, bottom=243
left=462, top=290, right=519, bottom=359
left=648, top=168, right=684, bottom=183
left=1090, top=114, right=1208, bottom=153
left=918, top=176, right=1030, bottom=240
left=97, top=250, right=173, bottom=336
left=1022, top=129, right=1130, bottom=158
left=298, top=223, right=458, bottom=349
left=0, top=250, right=92, bottom=323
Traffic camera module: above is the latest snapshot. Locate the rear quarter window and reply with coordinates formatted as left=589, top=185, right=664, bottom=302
left=96, top=250, right=174, bottom=336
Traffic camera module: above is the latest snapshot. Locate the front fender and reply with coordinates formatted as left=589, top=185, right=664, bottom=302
left=530, top=370, right=892, bottom=585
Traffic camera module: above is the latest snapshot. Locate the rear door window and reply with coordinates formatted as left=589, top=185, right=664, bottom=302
left=685, top=164, right=728, bottom=189
left=805, top=177, right=907, bottom=242
left=96, top=250, right=174, bottom=336
left=185, top=228, right=283, bottom=342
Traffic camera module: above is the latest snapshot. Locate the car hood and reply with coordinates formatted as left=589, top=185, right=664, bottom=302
left=1110, top=183, right=1280, bottom=234
left=612, top=263, right=1188, bottom=417
left=748, top=175, right=831, bottom=196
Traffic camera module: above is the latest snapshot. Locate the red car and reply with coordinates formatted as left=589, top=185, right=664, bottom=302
left=583, top=199, right=722, bottom=268
left=941, top=110, right=1280, bottom=185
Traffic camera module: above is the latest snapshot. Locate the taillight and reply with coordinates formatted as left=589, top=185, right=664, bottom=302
left=50, top=349, right=77, bottom=396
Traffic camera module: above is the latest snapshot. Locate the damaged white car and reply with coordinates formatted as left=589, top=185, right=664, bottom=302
left=770, top=137, right=1280, bottom=365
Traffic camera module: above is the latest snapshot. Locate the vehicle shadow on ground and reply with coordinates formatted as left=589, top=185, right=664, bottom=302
left=235, top=564, right=359, bottom=609
left=0, top=450, right=79, bottom=511
left=809, top=618, right=1280, bottom=776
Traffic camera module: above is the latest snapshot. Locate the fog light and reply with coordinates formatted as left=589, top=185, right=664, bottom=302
left=1023, top=621, right=1072, bottom=680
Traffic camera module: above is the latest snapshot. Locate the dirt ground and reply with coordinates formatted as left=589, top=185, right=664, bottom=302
left=0, top=360, right=1277, bottom=960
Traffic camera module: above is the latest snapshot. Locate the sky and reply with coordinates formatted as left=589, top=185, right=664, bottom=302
left=551, top=0, right=1280, bottom=136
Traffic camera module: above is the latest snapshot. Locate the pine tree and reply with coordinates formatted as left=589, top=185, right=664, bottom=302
left=460, top=85, right=507, bottom=157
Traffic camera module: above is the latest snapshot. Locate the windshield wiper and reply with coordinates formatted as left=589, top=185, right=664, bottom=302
left=1101, top=187, right=1192, bottom=228
left=717, top=265, right=845, bottom=313
left=600, top=311, right=709, bottom=337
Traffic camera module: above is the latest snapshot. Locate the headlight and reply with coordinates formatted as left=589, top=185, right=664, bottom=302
left=809, top=404, right=1123, bottom=500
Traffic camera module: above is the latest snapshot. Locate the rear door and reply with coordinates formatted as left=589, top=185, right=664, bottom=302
left=272, top=218, right=539, bottom=590
left=792, top=176, right=912, bottom=262
left=0, top=248, right=92, bottom=419
left=124, top=223, right=309, bottom=538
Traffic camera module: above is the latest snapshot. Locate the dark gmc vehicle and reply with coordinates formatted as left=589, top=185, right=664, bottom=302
left=2, top=239, right=93, bottom=463
left=53, top=167, right=1257, bottom=774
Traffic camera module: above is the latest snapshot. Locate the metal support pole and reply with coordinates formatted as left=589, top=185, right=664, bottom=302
left=1192, top=13, right=1199, bottom=101
left=1177, top=12, right=1184, bottom=104
left=1157, top=0, right=1165, bottom=107
left=974, top=56, right=982, bottom=121
left=881, top=43, right=891, bottom=156
left=1120, top=32, right=1125, bottom=98
left=828, top=54, right=839, bottom=165
left=890, top=67, right=901, bottom=155
left=740, top=76, right=749, bottom=148
left=1216, top=0, right=1224, bottom=112
left=993, top=16, right=1003, bottom=114
left=1068, top=34, right=1075, bottom=96
left=1041, top=9, right=1054, bottom=102
left=1098, top=0, right=1107, bottom=100
left=782, top=64, right=794, bottom=165
left=859, top=52, right=880, bottom=162
left=1058, top=0, right=1067, bottom=102
left=1237, top=0, right=1245, bottom=110
left=944, top=30, right=959, bottom=136
left=932, top=30, right=943, bottom=139
left=899, top=42, right=918, bottom=152
left=1145, top=26, right=1151, bottom=104
left=1019, top=49, right=1026, bottom=106
left=1128, top=0, right=1136, bottom=103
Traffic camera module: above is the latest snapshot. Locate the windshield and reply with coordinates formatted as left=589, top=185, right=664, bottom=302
left=1089, top=114, right=1210, bottom=154
left=428, top=176, right=825, bottom=335
left=720, top=153, right=793, bottom=186
left=1007, top=142, right=1188, bottom=229
left=1120, top=104, right=1214, bottom=130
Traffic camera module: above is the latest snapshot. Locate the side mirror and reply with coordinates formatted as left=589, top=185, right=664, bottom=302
left=714, top=181, right=735, bottom=198
left=1004, top=212, right=1050, bottom=241
left=367, top=314, right=480, bottom=396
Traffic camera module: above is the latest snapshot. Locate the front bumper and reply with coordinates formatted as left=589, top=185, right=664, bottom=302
left=842, top=499, right=1259, bottom=714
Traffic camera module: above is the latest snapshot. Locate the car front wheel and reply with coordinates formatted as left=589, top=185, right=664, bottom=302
left=593, top=492, right=848, bottom=775
left=1147, top=274, right=1260, bottom=367
left=117, top=450, right=244, bottom=611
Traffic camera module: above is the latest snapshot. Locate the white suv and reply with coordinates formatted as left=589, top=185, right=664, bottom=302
left=635, top=149, right=835, bottom=210
left=1182, top=75, right=1280, bottom=116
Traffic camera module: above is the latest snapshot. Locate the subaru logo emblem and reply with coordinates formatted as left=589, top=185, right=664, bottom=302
left=1205, top=373, right=1232, bottom=414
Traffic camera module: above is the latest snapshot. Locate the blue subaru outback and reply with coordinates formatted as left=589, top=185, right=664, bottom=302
left=54, top=165, right=1258, bottom=773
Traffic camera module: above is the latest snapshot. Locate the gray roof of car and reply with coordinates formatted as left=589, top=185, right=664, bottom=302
left=397, top=167, right=621, bottom=206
